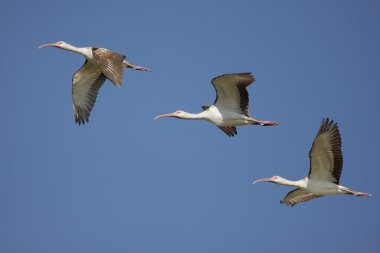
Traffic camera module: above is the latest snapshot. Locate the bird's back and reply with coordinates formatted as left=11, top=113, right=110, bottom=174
left=306, top=179, right=341, bottom=195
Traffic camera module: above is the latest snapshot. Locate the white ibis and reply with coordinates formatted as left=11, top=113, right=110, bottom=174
left=39, top=41, right=149, bottom=124
left=154, top=73, right=279, bottom=137
left=253, top=118, right=371, bottom=206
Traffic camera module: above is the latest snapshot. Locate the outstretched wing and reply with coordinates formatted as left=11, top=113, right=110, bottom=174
left=211, top=73, right=254, bottom=117
left=281, top=188, right=322, bottom=206
left=93, top=48, right=126, bottom=86
left=72, top=60, right=106, bottom=125
left=218, top=126, right=237, bottom=137
left=308, top=118, right=343, bottom=184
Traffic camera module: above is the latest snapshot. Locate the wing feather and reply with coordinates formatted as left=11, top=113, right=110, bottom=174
left=308, top=118, right=343, bottom=184
left=72, top=61, right=106, bottom=125
left=217, top=126, right=237, bottom=137
left=281, top=188, right=322, bottom=206
left=211, top=73, right=254, bottom=116
left=93, top=48, right=126, bottom=86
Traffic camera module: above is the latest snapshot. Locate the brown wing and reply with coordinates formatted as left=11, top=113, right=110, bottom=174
left=218, top=126, right=237, bottom=137
left=211, top=73, right=254, bottom=117
left=281, top=188, right=322, bottom=206
left=92, top=48, right=126, bottom=86
left=308, top=118, right=343, bottom=184
left=72, top=60, right=106, bottom=125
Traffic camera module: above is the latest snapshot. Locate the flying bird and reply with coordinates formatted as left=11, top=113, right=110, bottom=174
left=39, top=41, right=149, bottom=124
left=154, top=73, right=279, bottom=137
left=253, top=118, right=371, bottom=206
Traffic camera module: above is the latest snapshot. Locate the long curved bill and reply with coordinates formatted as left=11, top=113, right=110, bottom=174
left=154, top=113, right=176, bottom=120
left=38, top=42, right=58, bottom=49
left=252, top=178, right=272, bottom=184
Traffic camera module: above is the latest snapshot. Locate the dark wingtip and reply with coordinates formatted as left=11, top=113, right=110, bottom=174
left=320, top=117, right=339, bottom=132
left=201, top=105, right=210, bottom=111
left=75, top=117, right=89, bottom=125
left=280, top=199, right=295, bottom=206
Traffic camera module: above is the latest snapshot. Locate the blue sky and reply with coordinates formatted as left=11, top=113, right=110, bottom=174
left=1, top=0, right=379, bottom=252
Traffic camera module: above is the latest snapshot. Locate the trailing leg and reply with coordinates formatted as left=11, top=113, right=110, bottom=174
left=248, top=117, right=279, bottom=126
left=123, top=61, right=149, bottom=71
left=341, top=188, right=371, bottom=197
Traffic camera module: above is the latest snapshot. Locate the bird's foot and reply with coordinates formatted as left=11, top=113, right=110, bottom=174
left=354, top=191, right=372, bottom=197
left=132, top=65, right=150, bottom=71
left=123, top=61, right=150, bottom=71
left=260, top=120, right=280, bottom=126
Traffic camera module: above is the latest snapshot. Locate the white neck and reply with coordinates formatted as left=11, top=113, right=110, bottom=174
left=179, top=111, right=208, bottom=120
left=278, top=177, right=307, bottom=188
left=61, top=43, right=93, bottom=60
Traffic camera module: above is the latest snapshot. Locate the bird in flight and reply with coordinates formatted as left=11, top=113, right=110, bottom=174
left=253, top=118, right=371, bottom=206
left=39, top=41, right=149, bottom=124
left=154, top=72, right=279, bottom=137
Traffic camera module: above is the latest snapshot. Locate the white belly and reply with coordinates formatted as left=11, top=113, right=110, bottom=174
left=206, top=106, right=249, bottom=126
left=306, top=180, right=342, bottom=195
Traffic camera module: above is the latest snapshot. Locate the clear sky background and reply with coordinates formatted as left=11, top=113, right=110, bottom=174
left=1, top=0, right=379, bottom=252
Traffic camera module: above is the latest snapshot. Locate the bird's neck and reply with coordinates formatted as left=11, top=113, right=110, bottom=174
left=180, top=111, right=207, bottom=120
left=279, top=177, right=307, bottom=188
left=62, top=44, right=93, bottom=60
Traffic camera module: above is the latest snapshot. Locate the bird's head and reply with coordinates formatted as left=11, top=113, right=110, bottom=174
left=39, top=41, right=70, bottom=50
left=154, top=110, right=188, bottom=120
left=253, top=176, right=283, bottom=185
